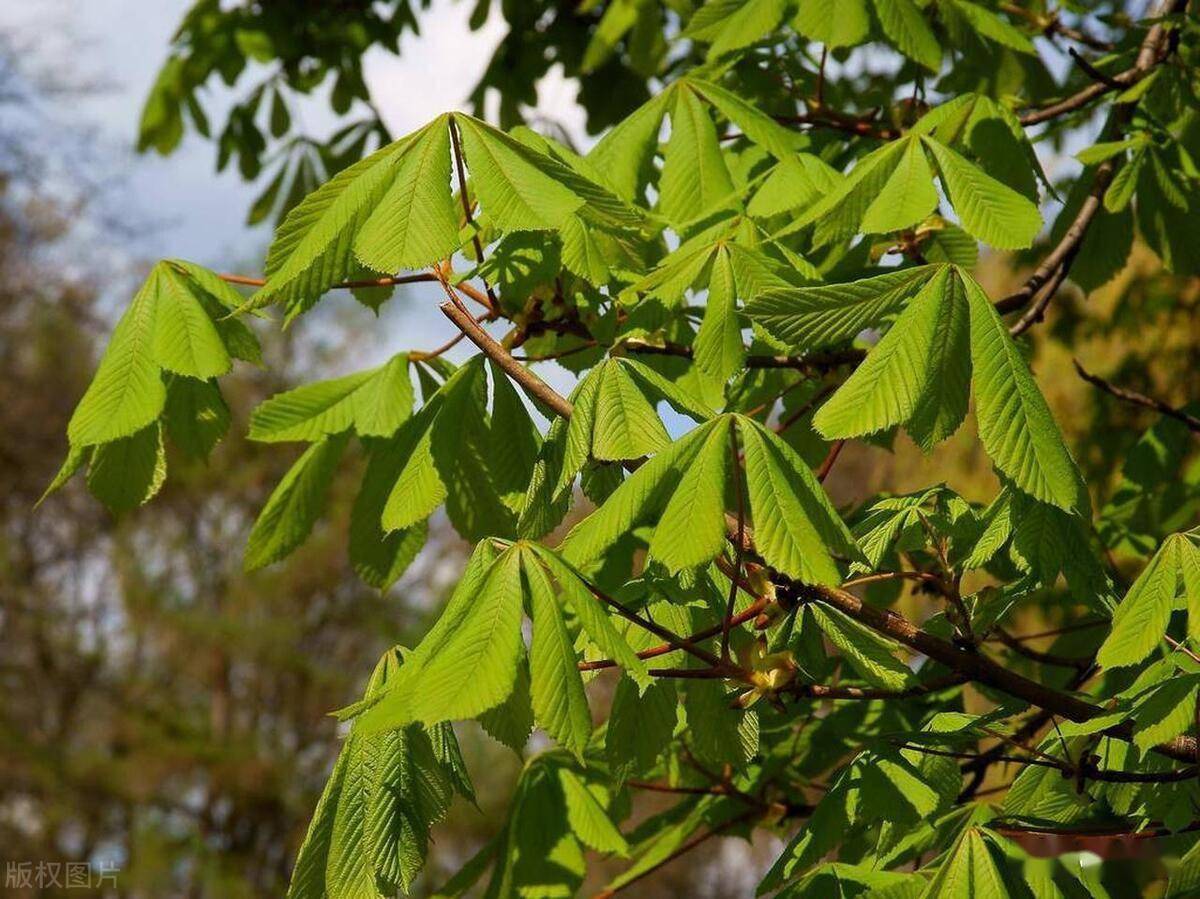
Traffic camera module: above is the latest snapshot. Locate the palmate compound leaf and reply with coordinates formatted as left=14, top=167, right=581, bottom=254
left=812, top=266, right=968, bottom=442
left=249, top=353, right=413, bottom=442
left=357, top=542, right=524, bottom=734
left=562, top=414, right=858, bottom=578
left=58, top=260, right=257, bottom=508
left=354, top=544, right=647, bottom=755
left=254, top=113, right=624, bottom=320
left=753, top=265, right=1084, bottom=507
left=781, top=111, right=1040, bottom=250
left=918, top=827, right=1010, bottom=899
left=287, top=649, right=471, bottom=899
left=1097, top=533, right=1200, bottom=670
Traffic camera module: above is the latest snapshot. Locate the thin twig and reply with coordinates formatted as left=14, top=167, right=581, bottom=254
left=1074, top=360, right=1200, bottom=433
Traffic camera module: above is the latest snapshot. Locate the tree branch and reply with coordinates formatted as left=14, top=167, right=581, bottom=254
left=1074, top=359, right=1200, bottom=433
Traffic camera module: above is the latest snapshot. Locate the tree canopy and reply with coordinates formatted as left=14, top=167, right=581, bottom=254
left=46, top=0, right=1200, bottom=895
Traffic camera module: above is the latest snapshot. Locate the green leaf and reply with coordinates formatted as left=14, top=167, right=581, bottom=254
left=350, top=439, right=428, bottom=590
left=688, top=77, right=798, bottom=161
left=907, top=270, right=972, bottom=450
left=455, top=115, right=585, bottom=231
left=592, top=359, right=671, bottom=461
left=561, top=420, right=717, bottom=566
left=479, top=659, right=535, bottom=753
left=1097, top=535, right=1187, bottom=669
left=532, top=547, right=653, bottom=692
left=919, top=828, right=1008, bottom=899
left=942, top=0, right=1035, bottom=54
left=430, top=359, right=516, bottom=540
left=861, top=136, right=939, bottom=234
left=557, top=367, right=604, bottom=494
left=163, top=376, right=231, bottom=460
left=287, top=744, right=351, bottom=899
left=524, top=549, right=593, bottom=759
left=1129, top=675, right=1200, bottom=752
left=683, top=0, right=789, bottom=58
left=587, top=89, right=673, bottom=202
left=250, top=354, right=412, bottom=442
left=793, top=0, right=870, bottom=47
left=37, top=444, right=90, bottom=507
left=694, top=247, right=745, bottom=390
left=621, top=358, right=714, bottom=423
left=646, top=417, right=730, bottom=573
left=746, top=265, right=937, bottom=351
left=257, top=139, right=407, bottom=316
left=963, top=270, right=1086, bottom=511
left=244, top=432, right=349, bottom=571
left=381, top=399, right=447, bottom=533
left=558, top=769, right=629, bottom=856
left=814, top=267, right=954, bottom=439
left=354, top=117, right=460, bottom=273
left=872, top=0, right=941, bottom=71
left=748, top=155, right=843, bottom=218
left=810, top=603, right=913, bottom=689
left=86, top=423, right=167, bottom=513
left=607, top=677, right=676, bottom=779
left=659, top=86, right=735, bottom=226
left=738, top=417, right=860, bottom=585
left=152, top=264, right=232, bottom=378
left=409, top=546, right=526, bottom=726
left=67, top=275, right=166, bottom=446
left=922, top=136, right=1042, bottom=249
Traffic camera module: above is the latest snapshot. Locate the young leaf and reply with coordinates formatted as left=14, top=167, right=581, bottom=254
left=532, top=547, right=653, bottom=692
left=659, top=86, right=734, bottom=226
left=67, top=275, right=166, bottom=446
left=244, top=432, right=349, bottom=571
left=86, top=424, right=168, bottom=513
left=922, top=136, right=1042, bottom=249
left=455, top=115, right=584, bottom=232
left=1097, top=535, right=1188, bottom=670
left=353, top=116, right=460, bottom=273
left=872, top=0, right=941, bottom=71
left=814, top=267, right=954, bottom=439
left=592, top=359, right=671, bottom=461
left=249, top=354, right=412, bottom=442
left=524, top=551, right=593, bottom=759
left=152, top=263, right=232, bottom=378
left=746, top=265, right=937, bottom=352
left=646, top=417, right=730, bottom=573
left=738, top=417, right=861, bottom=585
left=810, top=603, right=913, bottom=689
left=557, top=769, right=629, bottom=856
left=693, top=247, right=745, bottom=390
left=962, top=270, right=1086, bottom=512
left=560, top=420, right=717, bottom=566
left=861, top=136, right=939, bottom=235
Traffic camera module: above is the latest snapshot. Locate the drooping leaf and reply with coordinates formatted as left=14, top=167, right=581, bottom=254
left=244, top=432, right=349, bottom=571
left=963, top=270, right=1086, bottom=512
left=250, top=354, right=412, bottom=442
